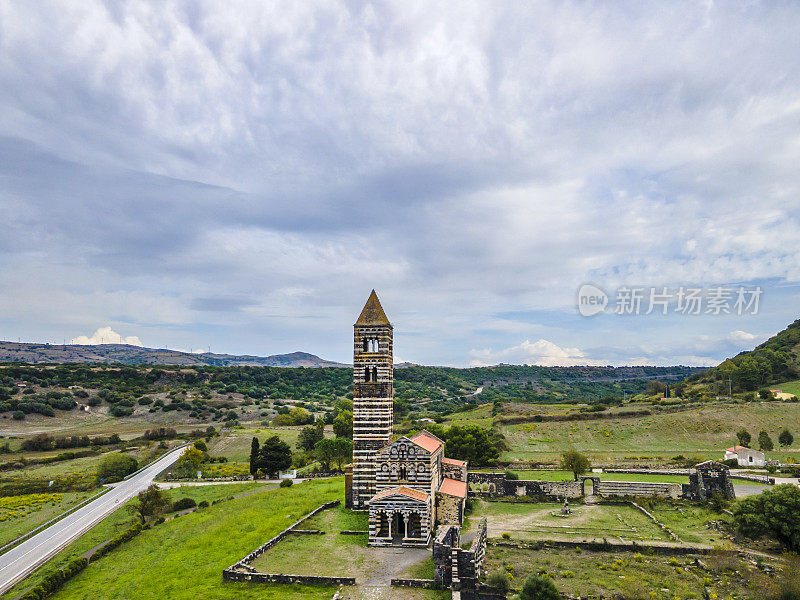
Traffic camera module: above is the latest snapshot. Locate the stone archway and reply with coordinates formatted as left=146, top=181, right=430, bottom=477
left=391, top=512, right=406, bottom=542
left=407, top=512, right=421, bottom=538
left=377, top=511, right=389, bottom=537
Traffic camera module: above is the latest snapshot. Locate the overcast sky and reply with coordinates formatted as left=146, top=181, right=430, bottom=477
left=1, top=1, right=799, bottom=367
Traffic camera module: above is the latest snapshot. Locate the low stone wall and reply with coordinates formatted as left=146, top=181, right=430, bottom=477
left=628, top=500, right=680, bottom=541
left=467, top=472, right=582, bottom=499
left=339, top=530, right=367, bottom=535
left=225, top=500, right=339, bottom=572
left=222, top=571, right=355, bottom=586
left=730, top=473, right=773, bottom=484
left=596, top=480, right=681, bottom=499
left=488, top=538, right=723, bottom=555
left=603, top=468, right=690, bottom=476
left=390, top=578, right=438, bottom=588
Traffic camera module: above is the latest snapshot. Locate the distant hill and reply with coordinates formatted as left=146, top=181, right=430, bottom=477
left=689, top=318, right=800, bottom=391
left=0, top=341, right=347, bottom=367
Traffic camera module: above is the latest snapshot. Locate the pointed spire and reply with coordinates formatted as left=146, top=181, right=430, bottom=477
left=356, top=290, right=391, bottom=326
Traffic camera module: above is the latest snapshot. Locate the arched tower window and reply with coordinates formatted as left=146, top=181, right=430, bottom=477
left=362, top=338, right=368, bottom=352
left=399, top=466, right=408, bottom=479
left=364, top=366, right=370, bottom=382
left=372, top=366, right=378, bottom=381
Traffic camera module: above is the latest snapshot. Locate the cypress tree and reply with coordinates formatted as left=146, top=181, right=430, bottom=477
left=249, top=437, right=260, bottom=476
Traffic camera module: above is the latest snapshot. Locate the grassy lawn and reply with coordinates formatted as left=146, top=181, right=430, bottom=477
left=646, top=502, right=732, bottom=546
left=162, top=482, right=275, bottom=505
left=4, top=478, right=344, bottom=600
left=0, top=491, right=98, bottom=547
left=498, top=402, right=800, bottom=464
left=485, top=545, right=776, bottom=600
left=472, top=500, right=670, bottom=543
left=775, top=380, right=800, bottom=397
left=209, top=427, right=304, bottom=462
left=250, top=504, right=373, bottom=577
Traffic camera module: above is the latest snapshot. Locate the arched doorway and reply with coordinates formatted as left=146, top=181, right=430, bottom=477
left=377, top=511, right=389, bottom=537
left=391, top=512, right=406, bottom=542
left=583, top=478, right=595, bottom=496
left=407, top=512, right=421, bottom=538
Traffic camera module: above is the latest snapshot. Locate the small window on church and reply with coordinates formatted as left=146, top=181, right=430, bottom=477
left=362, top=338, right=368, bottom=352
left=399, top=466, right=407, bottom=479
left=372, top=366, right=378, bottom=381
left=364, top=366, right=370, bottom=382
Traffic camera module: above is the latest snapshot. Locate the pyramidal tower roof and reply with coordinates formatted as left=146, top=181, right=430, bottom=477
left=355, top=290, right=391, bottom=326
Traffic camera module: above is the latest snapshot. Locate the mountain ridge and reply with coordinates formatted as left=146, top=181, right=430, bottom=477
left=0, top=341, right=347, bottom=367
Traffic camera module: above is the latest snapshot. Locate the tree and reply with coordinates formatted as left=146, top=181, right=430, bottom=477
left=560, top=448, right=591, bottom=481
left=131, top=484, right=170, bottom=524
left=734, top=484, right=800, bottom=551
left=257, top=435, right=292, bottom=478
left=173, top=446, right=209, bottom=478
left=443, top=425, right=500, bottom=466
left=298, top=421, right=324, bottom=451
left=645, top=381, right=666, bottom=397
left=332, top=437, right=353, bottom=470
left=758, top=388, right=775, bottom=400
left=779, top=429, right=794, bottom=447
left=314, top=438, right=336, bottom=471
left=736, top=428, right=751, bottom=448
left=97, top=453, right=138, bottom=483
left=193, top=440, right=208, bottom=452
left=333, top=410, right=353, bottom=439
left=758, top=430, right=774, bottom=451
left=249, top=437, right=260, bottom=476
left=520, top=574, right=561, bottom=600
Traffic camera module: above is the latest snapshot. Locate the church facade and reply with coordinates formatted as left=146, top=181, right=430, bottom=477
left=345, top=291, right=467, bottom=547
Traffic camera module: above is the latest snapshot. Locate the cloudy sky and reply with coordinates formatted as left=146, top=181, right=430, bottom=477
left=1, top=1, right=799, bottom=367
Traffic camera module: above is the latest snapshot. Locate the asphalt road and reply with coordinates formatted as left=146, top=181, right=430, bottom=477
left=0, top=446, right=186, bottom=595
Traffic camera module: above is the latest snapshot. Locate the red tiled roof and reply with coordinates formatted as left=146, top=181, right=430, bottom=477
left=438, top=478, right=467, bottom=499
left=442, top=457, right=466, bottom=467
left=370, top=486, right=429, bottom=503
left=726, top=445, right=754, bottom=452
left=411, top=431, right=443, bottom=453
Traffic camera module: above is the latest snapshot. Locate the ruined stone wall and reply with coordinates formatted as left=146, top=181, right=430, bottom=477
left=467, top=472, right=582, bottom=499
left=435, top=491, right=464, bottom=525
left=596, top=480, right=681, bottom=499
left=443, top=461, right=468, bottom=482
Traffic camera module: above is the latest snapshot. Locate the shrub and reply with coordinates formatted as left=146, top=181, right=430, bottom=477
left=487, top=572, right=510, bottom=593
left=172, top=497, right=197, bottom=511
left=279, top=478, right=293, bottom=488
left=96, top=453, right=138, bottom=483
left=198, top=500, right=209, bottom=508
left=734, top=484, right=800, bottom=552
left=501, top=532, right=511, bottom=540
left=504, top=470, right=519, bottom=480
left=520, top=574, right=560, bottom=600
left=12, top=411, right=24, bottom=420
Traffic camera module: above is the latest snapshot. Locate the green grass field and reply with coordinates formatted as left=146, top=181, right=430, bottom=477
left=472, top=500, right=671, bottom=543
left=776, top=380, right=800, bottom=397
left=497, top=470, right=690, bottom=484
left=0, top=491, right=98, bottom=547
left=485, top=546, right=774, bottom=600
left=492, top=401, right=800, bottom=464
left=209, top=427, right=305, bottom=462
left=5, top=479, right=344, bottom=600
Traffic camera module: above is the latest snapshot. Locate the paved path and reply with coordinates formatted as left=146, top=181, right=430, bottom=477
left=0, top=446, right=186, bottom=595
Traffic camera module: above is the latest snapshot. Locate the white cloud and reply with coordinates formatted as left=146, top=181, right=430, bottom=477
left=70, top=327, right=142, bottom=347
left=469, top=339, right=602, bottom=367
left=728, top=330, right=757, bottom=344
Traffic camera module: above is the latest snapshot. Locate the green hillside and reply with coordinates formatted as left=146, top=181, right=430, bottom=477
left=689, top=318, right=800, bottom=392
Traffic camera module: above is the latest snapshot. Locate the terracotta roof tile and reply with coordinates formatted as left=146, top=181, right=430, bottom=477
left=410, top=431, right=443, bottom=453
left=438, top=478, right=467, bottom=498
left=371, top=486, right=429, bottom=503
left=442, top=457, right=466, bottom=467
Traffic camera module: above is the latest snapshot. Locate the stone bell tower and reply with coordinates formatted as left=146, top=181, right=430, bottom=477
left=350, top=290, right=394, bottom=509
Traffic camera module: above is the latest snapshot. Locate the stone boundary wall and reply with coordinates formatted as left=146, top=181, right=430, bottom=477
left=390, top=578, right=438, bottom=588
left=628, top=500, right=680, bottom=541
left=603, top=468, right=691, bottom=476
left=224, top=500, right=340, bottom=574
left=467, top=472, right=582, bottom=499
left=488, top=539, right=724, bottom=555
left=730, top=473, right=773, bottom=484
left=222, top=571, right=355, bottom=586
left=339, top=530, right=368, bottom=535
left=596, top=480, right=681, bottom=499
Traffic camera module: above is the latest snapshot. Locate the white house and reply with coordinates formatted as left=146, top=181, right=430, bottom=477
left=724, top=445, right=766, bottom=467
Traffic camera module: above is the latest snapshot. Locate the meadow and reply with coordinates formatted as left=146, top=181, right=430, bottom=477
left=0, top=491, right=98, bottom=547
left=4, top=479, right=344, bottom=600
